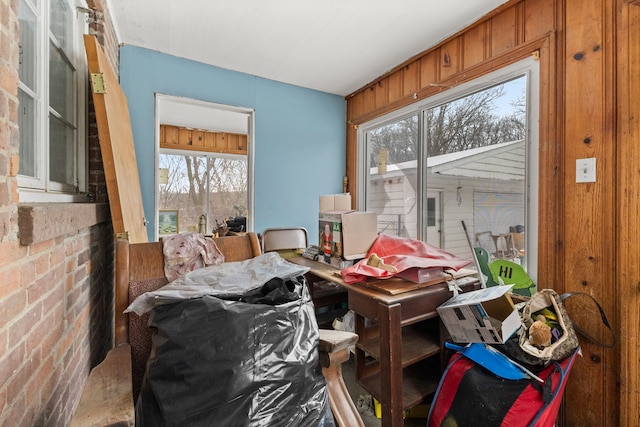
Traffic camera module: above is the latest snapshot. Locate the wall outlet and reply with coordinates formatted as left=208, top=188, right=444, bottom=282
left=576, top=158, right=596, bottom=183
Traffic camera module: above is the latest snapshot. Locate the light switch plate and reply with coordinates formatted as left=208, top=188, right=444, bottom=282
left=576, top=158, right=596, bottom=183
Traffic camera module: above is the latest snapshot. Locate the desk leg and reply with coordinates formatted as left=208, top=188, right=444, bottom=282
left=379, top=302, right=402, bottom=427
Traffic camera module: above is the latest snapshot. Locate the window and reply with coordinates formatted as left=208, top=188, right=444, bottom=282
left=18, top=0, right=88, bottom=201
left=155, top=95, right=254, bottom=240
left=358, top=58, right=539, bottom=281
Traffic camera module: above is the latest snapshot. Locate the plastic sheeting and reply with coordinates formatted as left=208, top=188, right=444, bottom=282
left=135, top=275, right=334, bottom=427
left=125, top=252, right=310, bottom=316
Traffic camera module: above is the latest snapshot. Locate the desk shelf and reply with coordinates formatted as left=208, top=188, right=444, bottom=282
left=289, top=256, right=479, bottom=427
left=358, top=359, right=441, bottom=410
left=354, top=315, right=444, bottom=420
left=357, top=321, right=441, bottom=366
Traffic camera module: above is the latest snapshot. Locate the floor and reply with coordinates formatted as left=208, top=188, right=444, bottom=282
left=341, top=356, right=428, bottom=427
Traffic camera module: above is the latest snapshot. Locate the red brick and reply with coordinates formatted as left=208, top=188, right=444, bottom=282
left=0, top=339, right=25, bottom=388
left=0, top=64, right=18, bottom=94
left=28, top=239, right=54, bottom=256
left=34, top=250, right=51, bottom=276
left=6, top=349, right=39, bottom=405
left=0, top=239, right=25, bottom=267
left=0, top=289, right=26, bottom=328
left=49, top=244, right=65, bottom=269
left=9, top=152, right=18, bottom=176
left=41, top=280, right=64, bottom=314
left=65, top=257, right=76, bottom=274
left=0, top=383, right=7, bottom=421
left=0, top=262, right=19, bottom=299
left=39, top=315, right=64, bottom=357
left=0, top=390, right=25, bottom=427
left=19, top=260, right=36, bottom=288
left=9, top=302, right=40, bottom=349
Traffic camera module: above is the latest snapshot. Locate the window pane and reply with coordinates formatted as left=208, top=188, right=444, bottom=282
left=159, top=154, right=207, bottom=233
left=208, top=157, right=248, bottom=222
left=158, top=153, right=248, bottom=235
left=49, top=41, right=74, bottom=120
left=18, top=0, right=38, bottom=90
left=365, top=115, right=419, bottom=239
left=425, top=76, right=527, bottom=261
left=426, top=197, right=436, bottom=227
left=19, top=89, right=37, bottom=178
left=49, top=115, right=74, bottom=185
left=50, top=0, right=73, bottom=55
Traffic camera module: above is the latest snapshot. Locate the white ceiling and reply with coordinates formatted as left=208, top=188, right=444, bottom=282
left=108, top=0, right=508, bottom=97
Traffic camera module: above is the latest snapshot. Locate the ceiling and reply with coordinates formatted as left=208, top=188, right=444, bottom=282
left=108, top=0, right=509, bottom=97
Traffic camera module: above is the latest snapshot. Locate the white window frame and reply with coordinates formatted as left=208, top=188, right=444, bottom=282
left=17, top=0, right=89, bottom=203
left=357, top=57, right=540, bottom=283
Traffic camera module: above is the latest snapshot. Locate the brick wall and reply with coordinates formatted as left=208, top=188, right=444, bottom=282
left=0, top=0, right=118, bottom=425
left=87, top=0, right=118, bottom=204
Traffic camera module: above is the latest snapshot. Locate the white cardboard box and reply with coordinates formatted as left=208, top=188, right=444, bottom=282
left=318, top=211, right=377, bottom=260
left=319, top=194, right=352, bottom=213
left=437, top=285, right=520, bottom=344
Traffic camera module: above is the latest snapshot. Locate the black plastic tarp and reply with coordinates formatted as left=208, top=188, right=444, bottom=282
left=135, top=276, right=334, bottom=427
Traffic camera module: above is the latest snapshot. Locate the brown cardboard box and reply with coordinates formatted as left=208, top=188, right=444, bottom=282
left=318, top=211, right=377, bottom=261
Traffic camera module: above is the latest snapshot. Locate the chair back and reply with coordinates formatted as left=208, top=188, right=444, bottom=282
left=489, top=259, right=535, bottom=296
left=115, top=232, right=262, bottom=401
left=261, top=227, right=308, bottom=254
left=473, top=247, right=499, bottom=288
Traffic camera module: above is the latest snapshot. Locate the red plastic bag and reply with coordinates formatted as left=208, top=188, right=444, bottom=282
left=340, top=234, right=471, bottom=284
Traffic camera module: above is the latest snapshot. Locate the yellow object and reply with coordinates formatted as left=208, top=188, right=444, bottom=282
left=373, top=398, right=430, bottom=419
left=538, top=307, right=558, bottom=321
left=374, top=398, right=382, bottom=418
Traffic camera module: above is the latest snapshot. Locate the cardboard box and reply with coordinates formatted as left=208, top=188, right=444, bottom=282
left=319, top=211, right=377, bottom=260
left=396, top=267, right=448, bottom=284
left=437, top=285, right=520, bottom=344
left=319, top=194, right=352, bottom=213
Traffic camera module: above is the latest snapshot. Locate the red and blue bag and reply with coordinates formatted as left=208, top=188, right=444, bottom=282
left=427, top=347, right=579, bottom=427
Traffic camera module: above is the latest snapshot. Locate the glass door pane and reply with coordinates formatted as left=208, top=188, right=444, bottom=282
left=425, top=75, right=527, bottom=262
left=365, top=114, right=419, bottom=238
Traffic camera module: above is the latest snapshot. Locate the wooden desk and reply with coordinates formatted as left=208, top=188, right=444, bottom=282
left=290, top=257, right=479, bottom=427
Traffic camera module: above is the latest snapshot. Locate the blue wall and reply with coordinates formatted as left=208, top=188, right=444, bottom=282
left=119, top=45, right=346, bottom=242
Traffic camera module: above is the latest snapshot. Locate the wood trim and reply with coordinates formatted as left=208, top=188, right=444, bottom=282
left=624, top=0, right=640, bottom=5
left=617, top=2, right=640, bottom=426
left=160, top=124, right=248, bottom=155
left=344, top=0, right=523, bottom=99
left=348, top=37, right=549, bottom=127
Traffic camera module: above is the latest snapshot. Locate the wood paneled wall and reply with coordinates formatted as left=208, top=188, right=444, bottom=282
left=616, top=2, right=640, bottom=426
left=160, top=124, right=247, bottom=155
left=345, top=0, right=640, bottom=425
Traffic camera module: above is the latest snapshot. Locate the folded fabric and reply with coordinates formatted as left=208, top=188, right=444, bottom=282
left=341, top=234, right=471, bottom=284
left=162, top=232, right=224, bottom=282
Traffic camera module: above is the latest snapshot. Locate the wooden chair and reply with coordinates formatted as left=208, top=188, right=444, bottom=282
left=71, top=232, right=363, bottom=427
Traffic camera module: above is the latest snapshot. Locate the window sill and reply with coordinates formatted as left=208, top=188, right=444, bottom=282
left=18, top=203, right=111, bottom=246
